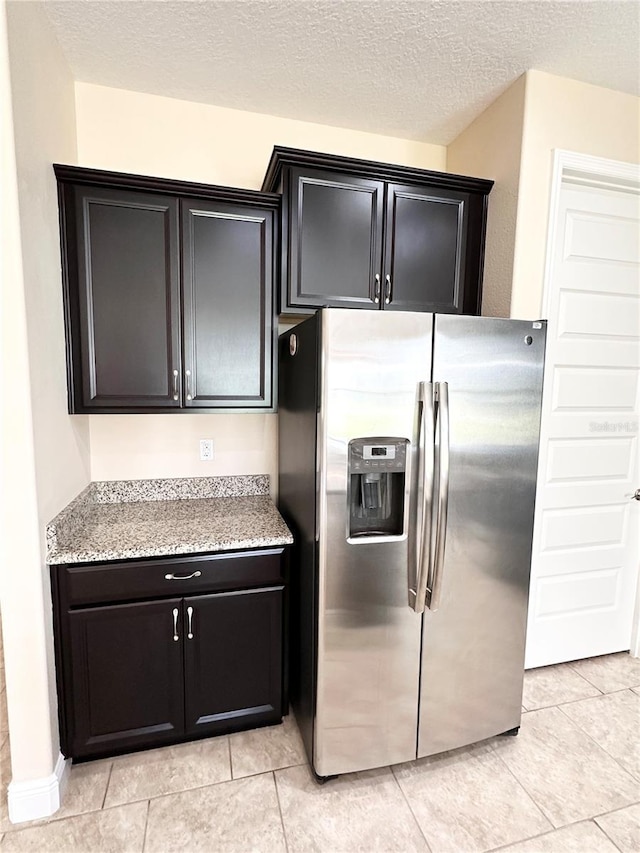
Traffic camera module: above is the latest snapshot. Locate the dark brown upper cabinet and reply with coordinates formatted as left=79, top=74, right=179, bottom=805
left=261, top=147, right=493, bottom=317
left=181, top=198, right=272, bottom=409
left=55, top=166, right=279, bottom=414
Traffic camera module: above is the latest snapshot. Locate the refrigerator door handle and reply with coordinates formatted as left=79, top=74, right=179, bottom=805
left=428, top=381, right=450, bottom=611
left=410, top=381, right=435, bottom=613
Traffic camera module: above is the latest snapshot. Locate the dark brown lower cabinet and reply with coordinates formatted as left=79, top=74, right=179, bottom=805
left=68, top=599, right=184, bottom=757
left=184, top=589, right=282, bottom=735
left=52, top=549, right=287, bottom=760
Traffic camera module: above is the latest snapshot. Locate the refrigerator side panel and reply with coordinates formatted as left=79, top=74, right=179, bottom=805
left=315, top=308, right=432, bottom=777
left=278, top=315, right=320, bottom=765
left=418, top=315, right=546, bottom=757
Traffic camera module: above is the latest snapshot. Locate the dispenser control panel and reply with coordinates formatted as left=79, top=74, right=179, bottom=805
left=347, top=437, right=408, bottom=538
left=349, top=439, right=407, bottom=473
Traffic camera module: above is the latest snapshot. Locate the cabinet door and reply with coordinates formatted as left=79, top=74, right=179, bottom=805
left=181, top=199, right=275, bottom=409
left=285, top=167, right=385, bottom=311
left=184, top=587, right=283, bottom=736
left=73, top=186, right=181, bottom=409
left=67, top=599, right=184, bottom=758
left=383, top=183, right=469, bottom=314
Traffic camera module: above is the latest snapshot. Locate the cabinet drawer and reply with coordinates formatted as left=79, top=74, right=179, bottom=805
left=62, top=549, right=285, bottom=606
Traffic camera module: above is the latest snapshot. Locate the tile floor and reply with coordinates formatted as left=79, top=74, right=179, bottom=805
left=0, top=653, right=639, bottom=852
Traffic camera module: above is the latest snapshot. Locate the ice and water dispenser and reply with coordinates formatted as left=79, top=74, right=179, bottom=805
left=348, top=437, right=408, bottom=538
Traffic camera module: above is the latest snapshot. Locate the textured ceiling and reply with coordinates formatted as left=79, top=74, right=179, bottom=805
left=42, top=0, right=640, bottom=144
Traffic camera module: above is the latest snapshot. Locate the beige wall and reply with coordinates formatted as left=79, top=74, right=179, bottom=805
left=2, top=0, right=90, bottom=790
left=75, top=83, right=446, bottom=189
left=511, top=70, right=640, bottom=319
left=89, top=415, right=278, bottom=495
left=75, top=83, right=447, bottom=486
left=447, top=76, right=526, bottom=318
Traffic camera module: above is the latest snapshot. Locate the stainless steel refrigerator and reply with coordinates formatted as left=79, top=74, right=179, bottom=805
left=278, top=308, right=546, bottom=779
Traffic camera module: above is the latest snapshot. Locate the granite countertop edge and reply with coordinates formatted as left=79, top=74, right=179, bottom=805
left=47, top=533, right=293, bottom=566
left=47, top=475, right=293, bottom=566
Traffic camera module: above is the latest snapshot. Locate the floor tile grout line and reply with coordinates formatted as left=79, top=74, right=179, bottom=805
left=105, top=775, right=237, bottom=810
left=141, top=799, right=150, bottom=853
left=272, top=769, right=290, bottom=853
left=593, top=819, right=626, bottom=853
left=564, top=660, right=604, bottom=692
left=389, top=764, right=434, bottom=853
left=108, top=763, right=297, bottom=812
left=227, top=736, right=233, bottom=780
left=521, top=697, right=590, bottom=712
left=563, top=659, right=640, bottom=696
left=554, top=701, right=640, bottom=783
left=225, top=760, right=308, bottom=783
left=484, top=818, right=614, bottom=853
left=593, top=799, right=640, bottom=819
left=485, top=742, right=556, bottom=834
left=498, top=702, right=640, bottom=830
left=523, top=663, right=602, bottom=703
left=1, top=799, right=153, bottom=844
left=101, top=761, right=115, bottom=810
left=555, top=685, right=636, bottom=707
left=523, top=683, right=635, bottom=714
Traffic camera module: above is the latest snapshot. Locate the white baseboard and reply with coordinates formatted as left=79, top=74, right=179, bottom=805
left=7, top=751, right=69, bottom=824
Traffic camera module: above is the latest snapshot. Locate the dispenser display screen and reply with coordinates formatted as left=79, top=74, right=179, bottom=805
left=363, top=444, right=396, bottom=460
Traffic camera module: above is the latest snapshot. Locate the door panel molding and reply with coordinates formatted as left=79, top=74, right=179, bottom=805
left=541, top=150, right=640, bottom=320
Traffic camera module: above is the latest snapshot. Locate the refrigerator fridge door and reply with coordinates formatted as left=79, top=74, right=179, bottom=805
left=315, top=309, right=433, bottom=777
left=418, top=315, right=546, bottom=757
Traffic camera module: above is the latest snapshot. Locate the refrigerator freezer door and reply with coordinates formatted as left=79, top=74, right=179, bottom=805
left=418, top=315, right=546, bottom=757
left=315, top=308, right=433, bottom=776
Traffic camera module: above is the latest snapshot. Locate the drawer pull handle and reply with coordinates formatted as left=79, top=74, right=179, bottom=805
left=164, top=570, right=202, bottom=581
left=172, top=607, right=179, bottom=642
left=187, top=606, right=194, bottom=640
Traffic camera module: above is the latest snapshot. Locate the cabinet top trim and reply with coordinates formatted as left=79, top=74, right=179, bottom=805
left=53, top=164, right=281, bottom=209
left=261, top=146, right=494, bottom=195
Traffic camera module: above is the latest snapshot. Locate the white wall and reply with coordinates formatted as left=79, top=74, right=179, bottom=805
left=511, top=70, right=640, bottom=320
left=2, top=0, right=89, bottom=797
left=75, top=83, right=447, bottom=486
left=447, top=75, right=526, bottom=318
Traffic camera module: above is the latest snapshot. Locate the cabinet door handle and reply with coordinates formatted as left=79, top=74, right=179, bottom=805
left=187, top=606, right=194, bottom=640
left=384, top=274, right=392, bottom=304
left=185, top=369, right=192, bottom=401
left=172, top=607, right=179, bottom=642
left=172, top=369, right=179, bottom=401
left=164, top=570, right=202, bottom=581
left=373, top=274, right=381, bottom=304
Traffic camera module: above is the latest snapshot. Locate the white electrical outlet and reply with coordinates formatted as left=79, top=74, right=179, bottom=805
left=199, top=439, right=214, bottom=461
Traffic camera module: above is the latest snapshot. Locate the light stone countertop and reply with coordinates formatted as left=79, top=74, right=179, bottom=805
left=46, top=476, right=293, bottom=565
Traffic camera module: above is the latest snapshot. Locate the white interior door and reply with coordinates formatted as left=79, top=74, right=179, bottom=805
left=526, top=180, right=640, bottom=668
